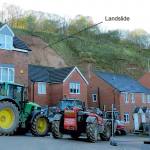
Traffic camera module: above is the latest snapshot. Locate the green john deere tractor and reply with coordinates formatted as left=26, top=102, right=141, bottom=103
left=0, top=82, right=49, bottom=136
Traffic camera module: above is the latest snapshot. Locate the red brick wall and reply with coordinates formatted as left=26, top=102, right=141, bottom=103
left=49, top=83, right=63, bottom=106
left=139, top=72, right=150, bottom=89
left=87, top=73, right=119, bottom=109
left=0, top=49, right=29, bottom=86
left=63, top=69, right=88, bottom=105
left=29, top=69, right=88, bottom=107
left=88, top=72, right=150, bottom=132
left=29, top=82, right=51, bottom=106
left=119, top=93, right=150, bottom=132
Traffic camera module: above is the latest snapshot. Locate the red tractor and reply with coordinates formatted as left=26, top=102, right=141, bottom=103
left=51, top=99, right=111, bottom=143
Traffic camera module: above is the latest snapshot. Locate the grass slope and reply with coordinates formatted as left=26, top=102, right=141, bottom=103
left=14, top=28, right=150, bottom=78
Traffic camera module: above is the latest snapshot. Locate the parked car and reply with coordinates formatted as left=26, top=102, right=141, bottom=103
left=104, top=110, right=127, bottom=135
left=115, top=120, right=127, bottom=135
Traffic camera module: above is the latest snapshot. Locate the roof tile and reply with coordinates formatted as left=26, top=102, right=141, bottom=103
left=95, top=71, right=150, bottom=94
left=29, top=64, right=74, bottom=83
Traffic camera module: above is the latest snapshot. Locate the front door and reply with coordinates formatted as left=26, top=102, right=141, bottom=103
left=133, top=113, right=139, bottom=130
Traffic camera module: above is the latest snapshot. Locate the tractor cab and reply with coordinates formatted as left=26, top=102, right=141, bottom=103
left=0, top=82, right=25, bottom=106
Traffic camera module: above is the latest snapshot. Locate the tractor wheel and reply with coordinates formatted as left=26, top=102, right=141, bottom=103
left=86, top=122, right=98, bottom=143
left=0, top=101, right=19, bottom=135
left=70, top=132, right=81, bottom=139
left=52, top=120, right=63, bottom=139
left=31, top=114, right=49, bottom=137
left=100, top=125, right=111, bottom=141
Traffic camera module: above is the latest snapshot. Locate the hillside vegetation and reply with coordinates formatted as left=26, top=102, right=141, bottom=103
left=1, top=4, right=150, bottom=78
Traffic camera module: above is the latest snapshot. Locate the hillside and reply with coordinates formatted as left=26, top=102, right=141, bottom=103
left=14, top=28, right=150, bottom=79
left=20, top=35, right=66, bottom=68
left=1, top=6, right=150, bottom=78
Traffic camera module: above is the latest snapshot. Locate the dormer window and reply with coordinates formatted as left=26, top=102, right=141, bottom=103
left=0, top=34, right=13, bottom=50
left=0, top=24, right=30, bottom=52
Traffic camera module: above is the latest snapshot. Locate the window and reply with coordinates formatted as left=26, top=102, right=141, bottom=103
left=8, top=84, right=23, bottom=100
left=124, top=92, right=129, bottom=103
left=92, top=94, right=97, bottom=102
left=142, top=93, right=146, bottom=103
left=5, top=35, right=13, bottom=50
left=131, top=93, right=135, bottom=103
left=124, top=112, right=130, bottom=123
left=0, top=67, right=14, bottom=82
left=38, top=82, right=46, bottom=94
left=0, top=34, right=13, bottom=50
left=69, top=82, right=80, bottom=94
left=147, top=95, right=150, bottom=103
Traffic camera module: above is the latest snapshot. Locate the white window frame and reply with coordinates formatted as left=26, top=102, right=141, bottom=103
left=147, top=95, right=150, bottom=103
left=131, top=93, right=135, bottom=103
left=124, top=112, right=130, bottom=123
left=124, top=92, right=129, bottom=103
left=69, top=82, right=80, bottom=94
left=38, top=82, right=46, bottom=95
left=92, top=94, right=97, bottom=102
left=0, top=67, right=14, bottom=83
left=142, top=93, right=146, bottom=103
left=0, top=34, right=5, bottom=49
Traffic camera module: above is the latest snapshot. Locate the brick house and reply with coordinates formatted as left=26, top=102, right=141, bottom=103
left=0, top=24, right=31, bottom=86
left=28, top=65, right=88, bottom=106
left=88, top=71, right=150, bottom=131
left=139, top=72, right=150, bottom=89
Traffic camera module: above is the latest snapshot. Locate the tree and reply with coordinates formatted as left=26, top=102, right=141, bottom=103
left=3, top=4, right=23, bottom=27
left=67, top=15, right=94, bottom=35
left=127, top=29, right=150, bottom=49
left=25, top=15, right=36, bottom=34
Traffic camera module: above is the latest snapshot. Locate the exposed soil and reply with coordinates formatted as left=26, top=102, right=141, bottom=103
left=20, top=35, right=67, bottom=68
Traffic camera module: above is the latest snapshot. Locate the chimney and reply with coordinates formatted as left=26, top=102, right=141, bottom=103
left=85, top=63, right=93, bottom=81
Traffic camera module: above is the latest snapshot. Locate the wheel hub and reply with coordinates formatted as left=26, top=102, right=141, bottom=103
left=36, top=118, right=47, bottom=134
left=0, top=108, right=15, bottom=129
left=0, top=116, right=6, bottom=122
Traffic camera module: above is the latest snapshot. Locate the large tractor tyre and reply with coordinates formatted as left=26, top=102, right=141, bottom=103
left=52, top=120, right=63, bottom=139
left=0, top=102, right=19, bottom=135
left=31, top=114, right=49, bottom=137
left=86, top=123, right=98, bottom=143
left=70, top=132, right=81, bottom=139
left=100, top=126, right=111, bottom=141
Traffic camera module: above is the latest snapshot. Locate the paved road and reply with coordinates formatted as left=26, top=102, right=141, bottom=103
left=0, top=134, right=150, bottom=150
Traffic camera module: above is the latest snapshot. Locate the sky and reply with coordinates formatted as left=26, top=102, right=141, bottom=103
left=0, top=0, right=150, bottom=33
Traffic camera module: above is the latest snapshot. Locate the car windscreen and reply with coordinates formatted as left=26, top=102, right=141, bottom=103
left=58, top=100, right=82, bottom=110
left=58, top=100, right=76, bottom=110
